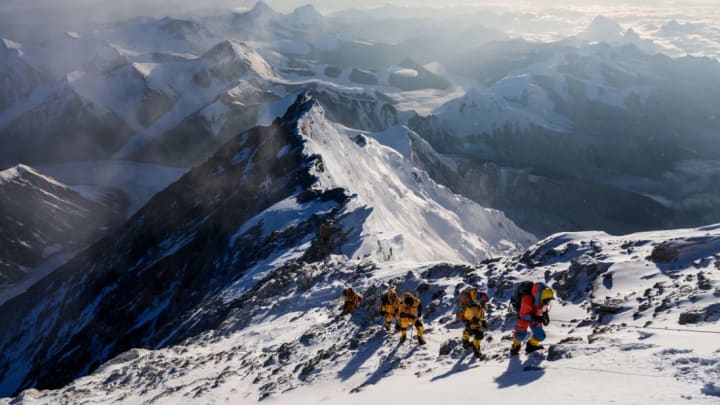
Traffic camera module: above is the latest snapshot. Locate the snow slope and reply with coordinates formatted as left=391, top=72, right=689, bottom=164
left=4, top=223, right=719, bottom=404
left=289, top=91, right=533, bottom=263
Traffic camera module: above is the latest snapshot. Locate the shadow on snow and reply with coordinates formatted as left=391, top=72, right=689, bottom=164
left=494, top=355, right=546, bottom=388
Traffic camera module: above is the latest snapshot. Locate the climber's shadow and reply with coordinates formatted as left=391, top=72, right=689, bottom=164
left=495, top=355, right=546, bottom=388
left=430, top=351, right=478, bottom=382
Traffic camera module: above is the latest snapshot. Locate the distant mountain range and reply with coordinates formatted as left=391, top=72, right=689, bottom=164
left=2, top=4, right=719, bottom=238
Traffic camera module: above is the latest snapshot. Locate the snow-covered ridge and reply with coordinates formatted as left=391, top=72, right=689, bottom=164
left=0, top=38, right=22, bottom=58
left=0, top=164, right=65, bottom=187
left=199, top=40, right=277, bottom=81
left=286, top=91, right=534, bottom=263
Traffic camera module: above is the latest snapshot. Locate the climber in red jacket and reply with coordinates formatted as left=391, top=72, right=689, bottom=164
left=511, top=282, right=554, bottom=355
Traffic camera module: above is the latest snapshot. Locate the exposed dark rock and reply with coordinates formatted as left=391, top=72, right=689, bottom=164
left=697, top=272, right=713, bottom=291
left=679, top=311, right=702, bottom=325
left=439, top=339, right=458, bottom=356
left=592, top=299, right=630, bottom=321
left=555, top=253, right=611, bottom=301
left=650, top=243, right=679, bottom=262
left=547, top=337, right=585, bottom=361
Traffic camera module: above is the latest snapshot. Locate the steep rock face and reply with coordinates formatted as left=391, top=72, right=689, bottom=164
left=0, top=165, right=126, bottom=285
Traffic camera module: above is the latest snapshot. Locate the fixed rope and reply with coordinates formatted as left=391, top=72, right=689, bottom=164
left=551, top=318, right=720, bottom=335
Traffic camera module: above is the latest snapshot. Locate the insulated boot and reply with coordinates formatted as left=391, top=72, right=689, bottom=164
left=417, top=335, right=426, bottom=346
left=473, top=340, right=482, bottom=358
left=525, top=340, right=544, bottom=354
left=462, top=339, right=472, bottom=350
left=384, top=321, right=391, bottom=331
left=510, top=339, right=521, bottom=356
left=400, top=334, right=407, bottom=344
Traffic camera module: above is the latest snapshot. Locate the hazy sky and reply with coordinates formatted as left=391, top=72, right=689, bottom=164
left=3, top=0, right=720, bottom=15
left=2, top=0, right=719, bottom=57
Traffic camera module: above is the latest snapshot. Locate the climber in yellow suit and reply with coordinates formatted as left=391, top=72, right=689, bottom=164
left=462, top=300, right=488, bottom=358
left=380, top=288, right=400, bottom=331
left=396, top=292, right=426, bottom=345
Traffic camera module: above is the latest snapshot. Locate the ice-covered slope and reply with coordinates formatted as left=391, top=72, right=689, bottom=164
left=3, top=223, right=718, bottom=404
left=0, top=91, right=531, bottom=398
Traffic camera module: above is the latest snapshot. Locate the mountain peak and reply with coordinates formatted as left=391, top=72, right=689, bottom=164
left=281, top=90, right=321, bottom=127
left=201, top=39, right=253, bottom=62
left=0, top=164, right=72, bottom=190
left=247, top=1, right=276, bottom=17
left=579, top=15, right=624, bottom=43
left=624, top=27, right=641, bottom=41
left=294, top=4, right=322, bottom=17
left=292, top=4, right=324, bottom=26
left=199, top=40, right=277, bottom=80
left=0, top=38, right=22, bottom=57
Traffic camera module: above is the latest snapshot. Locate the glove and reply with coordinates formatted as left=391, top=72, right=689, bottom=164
left=542, top=312, right=550, bottom=326
left=532, top=315, right=544, bottom=324
left=481, top=320, right=488, bottom=329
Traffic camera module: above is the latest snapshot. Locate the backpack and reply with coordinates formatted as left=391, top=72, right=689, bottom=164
left=456, top=288, right=489, bottom=322
left=458, top=287, right=476, bottom=308
left=510, top=281, right=534, bottom=313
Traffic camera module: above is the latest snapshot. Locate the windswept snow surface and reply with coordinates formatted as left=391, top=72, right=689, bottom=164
left=293, top=96, right=534, bottom=263
left=4, top=224, right=720, bottom=404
